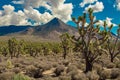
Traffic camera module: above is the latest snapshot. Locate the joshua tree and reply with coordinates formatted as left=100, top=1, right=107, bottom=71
left=60, top=33, right=72, bottom=59
left=16, top=40, right=25, bottom=57
left=105, top=24, right=120, bottom=62
left=72, top=8, right=109, bottom=73
left=8, top=38, right=18, bottom=58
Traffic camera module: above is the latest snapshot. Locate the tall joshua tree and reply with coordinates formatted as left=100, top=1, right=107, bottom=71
left=72, top=8, right=109, bottom=73
left=105, top=24, right=120, bottom=62
left=60, top=33, right=72, bottom=59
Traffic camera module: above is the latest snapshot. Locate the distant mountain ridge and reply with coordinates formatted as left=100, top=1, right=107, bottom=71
left=0, top=18, right=78, bottom=40
left=0, top=25, right=32, bottom=36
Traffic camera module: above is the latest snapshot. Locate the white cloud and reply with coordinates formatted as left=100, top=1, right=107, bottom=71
left=3, top=5, right=15, bottom=15
left=80, top=0, right=97, bottom=7
left=117, top=3, right=120, bottom=10
left=0, top=5, right=31, bottom=26
left=114, top=0, right=120, bottom=10
left=52, top=3, right=73, bottom=22
left=84, top=2, right=104, bottom=13
left=24, top=7, right=53, bottom=24
left=96, top=17, right=117, bottom=27
left=12, top=0, right=24, bottom=4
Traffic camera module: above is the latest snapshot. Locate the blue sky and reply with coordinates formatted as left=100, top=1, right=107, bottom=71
left=0, top=0, right=120, bottom=34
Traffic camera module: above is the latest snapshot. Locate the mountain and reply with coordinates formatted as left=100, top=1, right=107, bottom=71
left=0, top=25, right=32, bottom=36
left=0, top=18, right=78, bottom=41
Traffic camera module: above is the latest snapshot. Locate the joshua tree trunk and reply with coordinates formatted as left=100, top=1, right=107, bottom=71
left=85, top=58, right=93, bottom=73
left=63, top=47, right=67, bottom=59
left=110, top=54, right=114, bottom=62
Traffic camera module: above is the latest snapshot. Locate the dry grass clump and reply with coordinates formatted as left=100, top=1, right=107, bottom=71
left=25, top=65, right=43, bottom=78
left=66, top=64, right=78, bottom=73
left=0, top=72, right=15, bottom=80
left=59, top=76, right=71, bottom=80
left=72, top=73, right=88, bottom=80
left=62, top=60, right=69, bottom=67
left=86, top=70, right=99, bottom=80
left=116, top=62, right=120, bottom=68
left=12, top=67, right=21, bottom=74
left=54, top=65, right=65, bottom=76
left=106, top=62, right=116, bottom=68
left=99, top=68, right=111, bottom=79
left=111, top=68, right=120, bottom=79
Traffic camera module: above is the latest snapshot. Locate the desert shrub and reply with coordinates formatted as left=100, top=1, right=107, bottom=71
left=0, top=66, right=6, bottom=73
left=14, top=63, right=22, bottom=68
left=6, top=59, right=14, bottom=69
left=99, top=68, right=111, bottom=79
left=43, top=76, right=59, bottom=80
left=116, top=63, right=120, bottom=68
left=54, top=65, right=65, bottom=76
left=12, top=68, right=21, bottom=74
left=59, top=76, right=71, bottom=80
left=0, top=72, right=14, bottom=80
left=12, top=73, right=30, bottom=80
left=93, top=63, right=103, bottom=75
left=86, top=70, right=99, bottom=80
left=25, top=65, right=43, bottom=78
left=75, top=62, right=85, bottom=71
left=111, top=68, right=120, bottom=79
left=36, top=63, right=52, bottom=71
left=72, top=73, right=88, bottom=80
left=42, top=64, right=52, bottom=71
left=66, top=64, right=78, bottom=73
left=52, top=62, right=58, bottom=68
left=106, top=62, right=116, bottom=68
left=62, top=60, right=69, bottom=67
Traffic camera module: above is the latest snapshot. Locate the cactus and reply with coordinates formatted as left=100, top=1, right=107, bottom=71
left=60, top=33, right=72, bottom=59
left=8, top=38, right=18, bottom=58
left=105, top=24, right=120, bottom=62
left=72, top=8, right=109, bottom=73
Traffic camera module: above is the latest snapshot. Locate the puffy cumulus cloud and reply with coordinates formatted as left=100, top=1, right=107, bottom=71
left=52, top=3, right=73, bottom=22
left=13, top=0, right=73, bottom=23
left=0, top=5, right=31, bottom=26
left=3, top=5, right=15, bottom=15
left=114, top=0, right=120, bottom=10
left=96, top=17, right=117, bottom=27
left=84, top=2, right=104, bottom=13
left=24, top=7, right=53, bottom=24
left=80, top=0, right=97, bottom=7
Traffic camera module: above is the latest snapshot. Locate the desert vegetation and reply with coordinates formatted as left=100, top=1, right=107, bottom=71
left=0, top=8, right=120, bottom=80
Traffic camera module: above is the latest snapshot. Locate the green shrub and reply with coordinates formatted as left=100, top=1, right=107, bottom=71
left=6, top=59, right=14, bottom=69
left=12, top=73, right=30, bottom=80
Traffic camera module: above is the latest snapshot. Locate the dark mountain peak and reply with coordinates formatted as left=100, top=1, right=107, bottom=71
left=47, top=17, right=64, bottom=26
